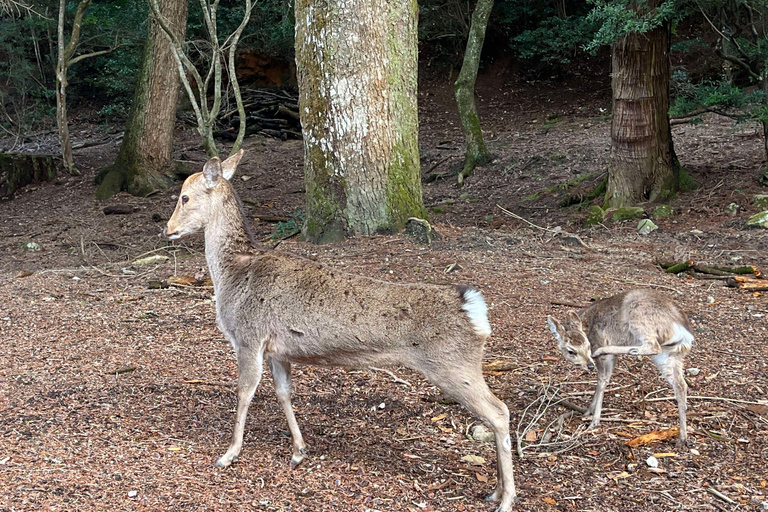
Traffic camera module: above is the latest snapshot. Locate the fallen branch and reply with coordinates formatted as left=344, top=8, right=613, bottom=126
left=550, top=299, right=589, bottom=309
left=646, top=395, right=766, bottom=405
left=624, top=426, right=679, bottom=447
left=496, top=205, right=559, bottom=233
left=107, top=365, right=136, bottom=375
left=184, top=379, right=232, bottom=387
left=706, top=488, right=736, bottom=505
left=620, top=280, right=683, bottom=296
left=369, top=367, right=412, bottom=387
left=554, top=399, right=586, bottom=415
left=727, top=275, right=768, bottom=291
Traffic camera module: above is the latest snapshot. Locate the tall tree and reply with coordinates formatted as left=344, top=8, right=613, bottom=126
left=455, top=0, right=494, bottom=187
left=96, top=0, right=188, bottom=199
left=56, top=0, right=116, bottom=176
left=591, top=0, right=696, bottom=207
left=147, top=0, right=253, bottom=158
left=294, top=0, right=427, bottom=243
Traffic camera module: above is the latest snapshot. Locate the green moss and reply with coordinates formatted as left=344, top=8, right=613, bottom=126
left=612, top=206, right=644, bottom=222
left=584, top=205, right=604, bottom=226
left=96, top=167, right=125, bottom=200
left=652, top=205, right=673, bottom=219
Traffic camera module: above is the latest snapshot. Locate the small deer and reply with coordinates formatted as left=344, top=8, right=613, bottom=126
left=547, top=289, right=694, bottom=445
left=164, top=151, right=516, bottom=511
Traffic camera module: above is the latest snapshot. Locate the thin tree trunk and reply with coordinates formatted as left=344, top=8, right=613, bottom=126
left=455, top=0, right=493, bottom=187
left=295, top=0, right=426, bottom=243
left=96, top=0, right=188, bottom=199
left=55, top=0, right=92, bottom=176
left=606, top=24, right=694, bottom=207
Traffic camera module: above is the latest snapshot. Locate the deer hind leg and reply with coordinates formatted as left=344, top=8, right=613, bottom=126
left=216, top=345, right=264, bottom=468
left=421, top=364, right=516, bottom=512
left=586, top=354, right=616, bottom=429
left=592, top=337, right=662, bottom=358
left=268, top=357, right=307, bottom=466
left=652, top=352, right=688, bottom=445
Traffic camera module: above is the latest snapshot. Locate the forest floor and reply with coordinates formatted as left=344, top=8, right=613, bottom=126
left=1, top=70, right=767, bottom=512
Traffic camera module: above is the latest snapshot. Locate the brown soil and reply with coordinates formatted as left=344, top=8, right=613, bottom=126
left=1, top=74, right=767, bottom=512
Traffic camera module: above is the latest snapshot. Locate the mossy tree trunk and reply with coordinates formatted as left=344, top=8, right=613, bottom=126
left=295, top=0, right=427, bottom=243
left=96, top=0, right=188, bottom=200
left=606, top=19, right=695, bottom=207
left=455, top=0, right=493, bottom=187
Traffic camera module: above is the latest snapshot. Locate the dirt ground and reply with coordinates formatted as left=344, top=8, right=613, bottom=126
left=1, top=71, right=767, bottom=512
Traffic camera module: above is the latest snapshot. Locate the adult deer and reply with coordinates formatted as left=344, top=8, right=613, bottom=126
left=164, top=151, right=516, bottom=511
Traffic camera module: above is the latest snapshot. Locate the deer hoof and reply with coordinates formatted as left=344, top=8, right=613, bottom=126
left=290, top=448, right=308, bottom=468
left=215, top=454, right=237, bottom=468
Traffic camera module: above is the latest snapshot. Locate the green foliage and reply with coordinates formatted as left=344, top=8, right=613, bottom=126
left=272, top=211, right=305, bottom=240
left=585, top=0, right=688, bottom=52
left=187, top=0, right=295, bottom=58
left=513, top=14, right=599, bottom=65
left=0, top=10, right=55, bottom=131
left=670, top=72, right=765, bottom=122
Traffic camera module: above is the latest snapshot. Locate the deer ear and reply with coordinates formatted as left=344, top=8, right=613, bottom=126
left=547, top=316, right=563, bottom=343
left=221, top=149, right=244, bottom=181
left=566, top=310, right=582, bottom=327
left=202, top=157, right=223, bottom=189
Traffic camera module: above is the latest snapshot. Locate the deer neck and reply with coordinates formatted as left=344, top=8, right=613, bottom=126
left=203, top=192, right=258, bottom=285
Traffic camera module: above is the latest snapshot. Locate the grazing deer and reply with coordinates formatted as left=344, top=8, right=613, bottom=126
left=164, top=151, right=516, bottom=511
left=547, top=290, right=694, bottom=445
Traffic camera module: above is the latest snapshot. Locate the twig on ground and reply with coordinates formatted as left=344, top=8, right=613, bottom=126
left=369, top=367, right=412, bottom=387
left=184, top=379, right=233, bottom=388
left=496, top=205, right=560, bottom=233
left=706, top=488, right=736, bottom=505
left=551, top=299, right=590, bottom=309
left=646, top=395, right=766, bottom=406
left=620, top=279, right=683, bottom=296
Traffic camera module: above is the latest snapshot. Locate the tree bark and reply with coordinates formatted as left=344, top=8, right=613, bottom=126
left=0, top=153, right=57, bottom=199
left=96, top=0, right=188, bottom=199
left=454, top=0, right=493, bottom=187
left=55, top=0, right=92, bottom=176
left=606, top=23, right=695, bottom=207
left=295, top=0, right=427, bottom=243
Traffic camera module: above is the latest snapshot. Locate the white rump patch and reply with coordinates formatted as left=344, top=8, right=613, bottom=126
left=670, top=323, right=695, bottom=353
left=461, top=288, right=492, bottom=337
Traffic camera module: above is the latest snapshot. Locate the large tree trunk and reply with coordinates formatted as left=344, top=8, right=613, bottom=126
left=295, top=0, right=427, bottom=243
left=455, top=0, right=494, bottom=187
left=606, top=24, right=694, bottom=207
left=96, top=0, right=187, bottom=200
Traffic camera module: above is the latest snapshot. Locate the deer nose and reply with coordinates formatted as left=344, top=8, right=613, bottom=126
left=587, top=363, right=595, bottom=371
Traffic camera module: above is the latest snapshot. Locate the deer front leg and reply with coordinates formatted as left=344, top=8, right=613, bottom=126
left=586, top=355, right=616, bottom=429
left=268, top=357, right=307, bottom=466
left=215, top=346, right=264, bottom=468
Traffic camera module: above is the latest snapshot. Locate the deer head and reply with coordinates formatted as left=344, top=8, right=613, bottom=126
left=547, top=311, right=595, bottom=371
left=164, top=150, right=244, bottom=240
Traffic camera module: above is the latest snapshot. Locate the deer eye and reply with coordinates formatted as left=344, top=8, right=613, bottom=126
left=567, top=349, right=576, bottom=356
left=181, top=195, right=189, bottom=205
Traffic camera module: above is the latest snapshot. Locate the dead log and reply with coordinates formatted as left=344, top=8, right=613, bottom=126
left=0, top=153, right=57, bottom=198
left=103, top=205, right=137, bottom=215
left=726, top=275, right=768, bottom=291
left=663, top=260, right=694, bottom=274
left=277, top=104, right=300, bottom=121
left=694, top=264, right=760, bottom=277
